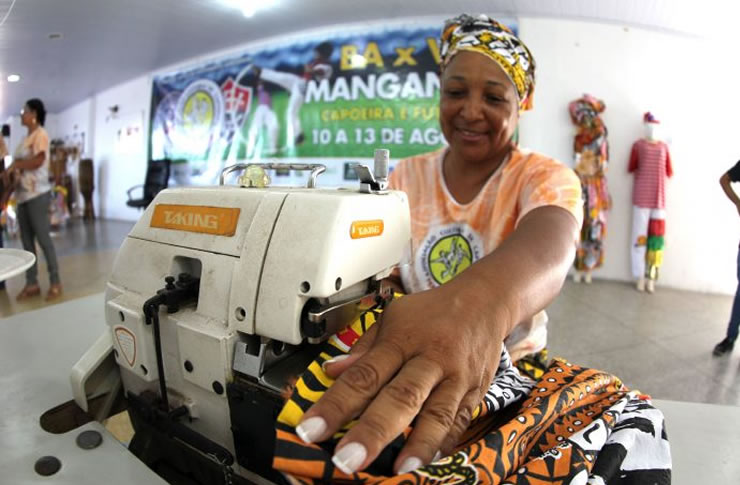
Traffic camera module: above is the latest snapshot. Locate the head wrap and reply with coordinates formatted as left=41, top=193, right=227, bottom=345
left=440, top=14, right=536, bottom=111
left=569, top=94, right=606, bottom=126
left=643, top=111, right=660, bottom=124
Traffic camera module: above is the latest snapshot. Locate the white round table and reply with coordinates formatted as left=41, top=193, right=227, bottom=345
left=0, top=248, right=36, bottom=282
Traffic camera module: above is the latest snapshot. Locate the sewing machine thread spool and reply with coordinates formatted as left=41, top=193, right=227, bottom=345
left=373, top=149, right=389, bottom=181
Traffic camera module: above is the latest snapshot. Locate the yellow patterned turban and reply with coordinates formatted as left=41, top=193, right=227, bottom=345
left=441, top=14, right=536, bottom=111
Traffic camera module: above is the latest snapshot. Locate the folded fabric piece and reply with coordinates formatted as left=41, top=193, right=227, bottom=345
left=273, top=305, right=671, bottom=484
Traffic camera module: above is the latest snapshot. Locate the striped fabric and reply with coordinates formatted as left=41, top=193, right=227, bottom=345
left=628, top=139, right=673, bottom=209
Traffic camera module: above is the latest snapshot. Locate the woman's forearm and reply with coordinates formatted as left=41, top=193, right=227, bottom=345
left=720, top=173, right=740, bottom=207
left=441, top=205, right=579, bottom=337
left=11, top=153, right=45, bottom=171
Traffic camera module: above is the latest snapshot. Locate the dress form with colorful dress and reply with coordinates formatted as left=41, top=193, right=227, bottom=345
left=569, top=94, right=611, bottom=283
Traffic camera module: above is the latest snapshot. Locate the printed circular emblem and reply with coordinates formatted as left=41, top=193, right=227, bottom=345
left=415, top=224, right=484, bottom=288
left=428, top=234, right=473, bottom=285
left=175, top=79, right=224, bottom=138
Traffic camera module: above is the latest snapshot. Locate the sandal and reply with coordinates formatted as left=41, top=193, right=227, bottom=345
left=16, top=285, right=41, bottom=301
left=45, top=283, right=63, bottom=302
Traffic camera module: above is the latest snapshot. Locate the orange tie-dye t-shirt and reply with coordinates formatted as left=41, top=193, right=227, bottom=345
left=389, top=147, right=582, bottom=357
left=389, top=147, right=582, bottom=292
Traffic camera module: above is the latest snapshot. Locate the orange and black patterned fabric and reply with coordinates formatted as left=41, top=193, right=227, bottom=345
left=273, top=306, right=671, bottom=484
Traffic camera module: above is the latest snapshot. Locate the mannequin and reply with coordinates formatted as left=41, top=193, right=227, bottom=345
left=628, top=112, right=672, bottom=293
left=569, top=94, right=611, bottom=283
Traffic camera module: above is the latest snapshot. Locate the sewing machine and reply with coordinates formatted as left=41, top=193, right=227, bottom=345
left=69, top=150, right=410, bottom=484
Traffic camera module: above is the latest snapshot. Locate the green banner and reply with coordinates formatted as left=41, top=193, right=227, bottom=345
left=150, top=23, right=445, bottom=185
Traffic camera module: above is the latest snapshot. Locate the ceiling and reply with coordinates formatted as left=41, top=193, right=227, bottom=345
left=0, top=0, right=730, bottom=121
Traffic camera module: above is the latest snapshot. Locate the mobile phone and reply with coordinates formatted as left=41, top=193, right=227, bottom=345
left=1, top=124, right=9, bottom=137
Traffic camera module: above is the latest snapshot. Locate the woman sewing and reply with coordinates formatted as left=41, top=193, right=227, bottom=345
left=287, top=15, right=584, bottom=476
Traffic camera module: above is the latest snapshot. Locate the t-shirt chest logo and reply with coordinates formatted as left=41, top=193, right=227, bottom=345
left=428, top=234, right=473, bottom=284
left=416, top=224, right=484, bottom=287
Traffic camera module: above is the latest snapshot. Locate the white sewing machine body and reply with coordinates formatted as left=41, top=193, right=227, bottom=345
left=70, top=158, right=410, bottom=483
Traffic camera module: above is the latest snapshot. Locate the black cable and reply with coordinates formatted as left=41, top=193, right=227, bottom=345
left=150, top=303, right=169, bottom=411
left=143, top=275, right=200, bottom=412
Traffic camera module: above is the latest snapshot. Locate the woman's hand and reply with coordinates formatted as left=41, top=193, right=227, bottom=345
left=1, top=165, right=17, bottom=186
left=295, top=283, right=508, bottom=475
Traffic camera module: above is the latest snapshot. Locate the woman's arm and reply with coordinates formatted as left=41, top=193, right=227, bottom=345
left=720, top=172, right=740, bottom=215
left=11, top=152, right=45, bottom=171
left=298, top=205, right=579, bottom=475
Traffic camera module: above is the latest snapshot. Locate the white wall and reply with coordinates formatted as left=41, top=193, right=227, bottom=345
left=54, top=98, right=95, bottom=156
left=53, top=16, right=740, bottom=294
left=53, top=76, right=151, bottom=221
left=90, top=76, right=151, bottom=220
left=518, top=17, right=740, bottom=295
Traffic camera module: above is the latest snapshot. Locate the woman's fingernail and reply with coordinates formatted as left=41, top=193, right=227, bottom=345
left=432, top=451, right=442, bottom=462
left=295, top=416, right=326, bottom=444
left=321, top=354, right=350, bottom=372
left=332, top=442, right=367, bottom=475
left=396, top=456, right=423, bottom=475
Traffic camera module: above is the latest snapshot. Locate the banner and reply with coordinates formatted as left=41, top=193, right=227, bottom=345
left=150, top=20, right=516, bottom=186
left=149, top=23, right=441, bottom=184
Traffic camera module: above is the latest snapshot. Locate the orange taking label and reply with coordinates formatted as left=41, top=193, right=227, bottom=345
left=350, top=219, right=384, bottom=239
left=150, top=204, right=241, bottom=236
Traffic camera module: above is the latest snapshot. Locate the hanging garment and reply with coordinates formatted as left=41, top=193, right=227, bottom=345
left=569, top=95, right=611, bottom=272
left=272, top=303, right=672, bottom=484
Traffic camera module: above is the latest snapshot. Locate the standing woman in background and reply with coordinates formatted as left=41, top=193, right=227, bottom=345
left=6, top=99, right=63, bottom=301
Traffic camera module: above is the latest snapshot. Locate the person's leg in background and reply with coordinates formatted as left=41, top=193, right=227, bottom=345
left=631, top=206, right=651, bottom=291
left=246, top=104, right=268, bottom=158
left=259, top=69, right=305, bottom=148
left=287, top=80, right=306, bottom=145
left=26, top=192, right=62, bottom=300
left=714, top=245, right=740, bottom=356
left=15, top=199, right=41, bottom=299
left=264, top=106, right=279, bottom=155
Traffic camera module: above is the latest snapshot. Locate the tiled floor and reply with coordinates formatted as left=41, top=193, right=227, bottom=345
left=547, top=278, right=740, bottom=406
left=2, top=218, right=738, bottom=407
left=0, top=219, right=133, bottom=317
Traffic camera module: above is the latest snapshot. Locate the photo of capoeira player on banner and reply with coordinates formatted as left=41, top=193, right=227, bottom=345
left=257, top=41, right=334, bottom=151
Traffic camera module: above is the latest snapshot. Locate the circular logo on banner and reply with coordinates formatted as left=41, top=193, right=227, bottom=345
left=416, top=224, right=484, bottom=287
left=175, top=79, right=225, bottom=139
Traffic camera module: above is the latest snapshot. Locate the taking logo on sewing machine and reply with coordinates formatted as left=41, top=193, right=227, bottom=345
left=350, top=219, right=384, bottom=239
left=151, top=204, right=241, bottom=236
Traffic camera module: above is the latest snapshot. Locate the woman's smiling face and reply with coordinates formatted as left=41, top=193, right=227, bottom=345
left=439, top=50, right=520, bottom=166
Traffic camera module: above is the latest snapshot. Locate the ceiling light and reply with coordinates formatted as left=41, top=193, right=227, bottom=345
left=7, top=74, right=20, bottom=83
left=220, top=0, right=274, bottom=18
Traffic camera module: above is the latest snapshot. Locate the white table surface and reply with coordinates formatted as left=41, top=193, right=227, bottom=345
left=0, top=248, right=35, bottom=281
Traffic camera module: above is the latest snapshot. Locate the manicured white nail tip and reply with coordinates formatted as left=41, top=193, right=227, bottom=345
left=295, top=416, right=326, bottom=444
left=332, top=442, right=367, bottom=475
left=396, top=456, right=423, bottom=475
left=432, top=451, right=442, bottom=462
left=321, top=354, right=350, bottom=372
